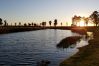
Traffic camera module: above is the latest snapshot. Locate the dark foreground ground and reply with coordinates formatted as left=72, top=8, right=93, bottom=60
left=60, top=27, right=99, bottom=66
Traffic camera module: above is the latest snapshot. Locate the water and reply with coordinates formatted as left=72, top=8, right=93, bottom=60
left=0, top=29, right=90, bottom=66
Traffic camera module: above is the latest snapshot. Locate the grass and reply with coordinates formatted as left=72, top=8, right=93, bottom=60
left=60, top=28, right=99, bottom=66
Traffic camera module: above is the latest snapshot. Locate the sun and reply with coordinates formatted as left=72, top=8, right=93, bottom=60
left=79, top=20, right=85, bottom=26
left=77, top=20, right=85, bottom=26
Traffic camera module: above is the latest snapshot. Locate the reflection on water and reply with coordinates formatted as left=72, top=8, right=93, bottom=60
left=0, top=29, right=93, bottom=66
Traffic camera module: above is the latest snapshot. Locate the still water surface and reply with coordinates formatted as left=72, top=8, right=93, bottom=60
left=0, top=29, right=90, bottom=66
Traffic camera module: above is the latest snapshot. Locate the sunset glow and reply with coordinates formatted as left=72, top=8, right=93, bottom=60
left=0, top=0, right=98, bottom=25
left=79, top=20, right=85, bottom=26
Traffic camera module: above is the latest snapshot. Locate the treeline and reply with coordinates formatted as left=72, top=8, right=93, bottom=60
left=72, top=11, right=99, bottom=26
left=0, top=11, right=99, bottom=27
left=0, top=18, right=68, bottom=27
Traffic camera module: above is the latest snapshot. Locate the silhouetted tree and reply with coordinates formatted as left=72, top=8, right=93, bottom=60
left=72, top=15, right=81, bottom=26
left=34, top=23, right=37, bottom=27
left=24, top=23, right=27, bottom=26
left=49, top=21, right=52, bottom=27
left=19, top=22, right=21, bottom=26
left=31, top=23, right=34, bottom=26
left=72, top=15, right=78, bottom=26
left=15, top=23, right=17, bottom=26
left=0, top=18, right=3, bottom=26
left=54, top=19, right=57, bottom=27
left=83, top=17, right=89, bottom=26
left=4, top=20, right=7, bottom=26
left=28, top=23, right=31, bottom=26
left=90, top=11, right=99, bottom=26
left=61, top=22, right=62, bottom=26
left=42, top=22, right=46, bottom=27
left=77, top=16, right=81, bottom=26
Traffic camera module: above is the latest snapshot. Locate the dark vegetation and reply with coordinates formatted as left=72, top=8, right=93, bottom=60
left=72, top=11, right=99, bottom=27
left=57, top=36, right=81, bottom=48
left=0, top=26, right=43, bottom=34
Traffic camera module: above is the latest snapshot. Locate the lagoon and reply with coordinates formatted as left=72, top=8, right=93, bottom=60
left=0, top=29, right=90, bottom=66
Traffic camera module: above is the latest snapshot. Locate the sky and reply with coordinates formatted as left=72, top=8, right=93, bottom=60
left=0, top=0, right=99, bottom=26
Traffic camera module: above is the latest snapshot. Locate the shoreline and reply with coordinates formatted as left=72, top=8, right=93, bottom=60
left=60, top=30, right=99, bottom=66
left=0, top=26, right=45, bottom=34
left=0, top=26, right=95, bottom=34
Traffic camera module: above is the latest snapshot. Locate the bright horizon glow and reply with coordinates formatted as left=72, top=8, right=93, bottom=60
left=77, top=19, right=94, bottom=26
left=79, top=20, right=85, bottom=26
left=0, top=0, right=99, bottom=26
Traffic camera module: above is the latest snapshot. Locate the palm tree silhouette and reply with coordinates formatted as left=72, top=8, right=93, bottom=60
left=49, top=21, right=52, bottom=27
left=54, top=19, right=57, bottom=27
